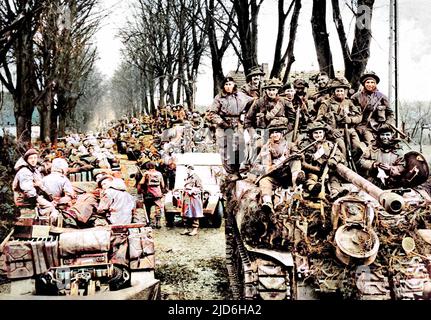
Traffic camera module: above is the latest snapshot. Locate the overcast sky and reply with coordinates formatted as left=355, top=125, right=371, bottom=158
left=94, top=0, right=431, bottom=105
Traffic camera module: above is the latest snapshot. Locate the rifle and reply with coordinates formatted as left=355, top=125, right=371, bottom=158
left=344, top=124, right=357, bottom=172
left=318, top=141, right=339, bottom=201
left=255, top=140, right=318, bottom=185
left=388, top=123, right=411, bottom=143
left=318, top=141, right=339, bottom=225
left=292, top=106, right=301, bottom=143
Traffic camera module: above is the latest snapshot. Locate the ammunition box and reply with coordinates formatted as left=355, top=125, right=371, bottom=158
left=4, top=241, right=34, bottom=279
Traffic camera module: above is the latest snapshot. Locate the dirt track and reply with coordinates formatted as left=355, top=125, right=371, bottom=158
left=154, top=217, right=232, bottom=300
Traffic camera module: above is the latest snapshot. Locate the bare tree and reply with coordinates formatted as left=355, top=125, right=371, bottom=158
left=119, top=0, right=209, bottom=113
left=272, top=0, right=302, bottom=83
left=232, top=0, right=264, bottom=74
left=331, top=0, right=375, bottom=89
left=205, top=0, right=236, bottom=95
left=0, top=0, right=46, bottom=149
left=311, top=0, right=335, bottom=78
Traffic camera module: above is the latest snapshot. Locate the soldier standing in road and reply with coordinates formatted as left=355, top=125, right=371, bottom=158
left=138, top=162, right=165, bottom=228
left=180, top=165, right=204, bottom=236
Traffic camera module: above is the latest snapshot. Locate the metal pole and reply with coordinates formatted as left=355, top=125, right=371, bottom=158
left=388, top=0, right=394, bottom=109
left=394, top=0, right=399, bottom=128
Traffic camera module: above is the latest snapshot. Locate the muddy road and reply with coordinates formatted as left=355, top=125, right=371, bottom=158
left=154, top=218, right=232, bottom=300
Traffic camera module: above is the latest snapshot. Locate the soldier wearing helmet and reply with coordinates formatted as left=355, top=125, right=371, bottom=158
left=12, top=148, right=59, bottom=222
left=97, top=178, right=135, bottom=225
left=358, top=124, right=406, bottom=189
left=241, top=66, right=266, bottom=98
left=138, top=162, right=165, bottom=228
left=293, top=121, right=347, bottom=199
left=258, top=125, right=305, bottom=213
left=316, top=77, right=363, bottom=162
left=206, top=76, right=254, bottom=180
left=42, top=157, right=76, bottom=206
left=244, top=78, right=291, bottom=168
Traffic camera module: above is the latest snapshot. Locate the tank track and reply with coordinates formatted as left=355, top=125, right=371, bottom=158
left=225, top=209, right=292, bottom=300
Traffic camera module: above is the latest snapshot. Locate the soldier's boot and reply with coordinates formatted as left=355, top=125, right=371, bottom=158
left=155, top=217, right=161, bottom=229
left=188, top=228, right=198, bottom=236
left=180, top=228, right=190, bottom=235
left=309, top=182, right=322, bottom=196
left=261, top=195, right=274, bottom=214
left=292, top=170, right=306, bottom=187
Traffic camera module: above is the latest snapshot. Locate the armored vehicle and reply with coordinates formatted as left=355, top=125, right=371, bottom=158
left=0, top=169, right=159, bottom=299
left=225, top=162, right=431, bottom=300
left=164, top=152, right=225, bottom=228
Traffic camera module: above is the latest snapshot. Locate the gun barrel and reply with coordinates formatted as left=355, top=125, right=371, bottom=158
left=336, top=163, right=404, bottom=214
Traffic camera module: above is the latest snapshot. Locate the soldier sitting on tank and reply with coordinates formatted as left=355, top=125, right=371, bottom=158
left=287, top=79, right=312, bottom=131
left=351, top=71, right=394, bottom=146
left=316, top=77, right=363, bottom=164
left=295, top=121, right=348, bottom=200
left=358, top=124, right=405, bottom=189
left=309, top=71, right=332, bottom=122
left=258, top=126, right=305, bottom=213
left=244, top=78, right=291, bottom=168
left=241, top=65, right=265, bottom=98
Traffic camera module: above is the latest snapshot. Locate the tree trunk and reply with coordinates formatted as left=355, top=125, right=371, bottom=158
left=270, top=0, right=293, bottom=78
left=233, top=0, right=260, bottom=73
left=14, top=15, right=35, bottom=149
left=158, top=77, right=165, bottom=108
left=282, top=0, right=302, bottom=83
left=38, top=107, right=51, bottom=144
left=346, top=0, right=374, bottom=90
left=50, top=108, right=58, bottom=146
left=311, top=0, right=335, bottom=78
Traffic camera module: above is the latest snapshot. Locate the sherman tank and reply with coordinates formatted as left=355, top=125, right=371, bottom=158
left=225, top=163, right=431, bottom=300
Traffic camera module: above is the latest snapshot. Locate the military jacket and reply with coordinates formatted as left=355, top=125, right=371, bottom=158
left=351, top=89, right=393, bottom=126
left=260, top=139, right=291, bottom=168
left=317, top=97, right=362, bottom=129
left=207, top=90, right=254, bottom=128
left=244, top=96, right=289, bottom=129
left=295, top=138, right=345, bottom=169
left=285, top=96, right=311, bottom=130
left=240, top=83, right=260, bottom=98
left=358, top=143, right=405, bottom=189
